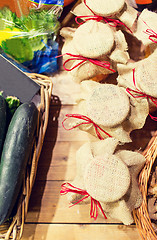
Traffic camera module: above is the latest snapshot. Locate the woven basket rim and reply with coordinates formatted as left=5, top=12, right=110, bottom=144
left=0, top=73, right=53, bottom=240
left=133, top=132, right=157, bottom=240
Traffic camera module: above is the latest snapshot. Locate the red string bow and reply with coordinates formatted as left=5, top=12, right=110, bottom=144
left=141, top=18, right=157, bottom=43
left=144, top=28, right=157, bottom=43
left=74, top=0, right=133, bottom=33
left=126, top=68, right=157, bottom=121
left=62, top=114, right=112, bottom=140
left=59, top=53, right=116, bottom=73
left=60, top=182, right=107, bottom=220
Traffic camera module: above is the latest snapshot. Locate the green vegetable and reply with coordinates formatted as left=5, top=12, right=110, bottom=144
left=1, top=34, right=48, bottom=62
left=0, top=7, right=14, bottom=30
left=0, top=7, right=60, bottom=63
left=5, top=95, right=21, bottom=126
left=0, top=7, right=14, bottom=22
left=0, top=95, right=6, bottom=155
left=0, top=7, right=59, bottom=33
left=1, top=37, right=34, bottom=63
left=5, top=96, right=20, bottom=116
left=0, top=102, right=38, bottom=225
left=23, top=9, right=60, bottom=33
left=0, top=92, right=21, bottom=126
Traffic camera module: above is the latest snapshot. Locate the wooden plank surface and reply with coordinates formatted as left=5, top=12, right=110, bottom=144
left=21, top=70, right=156, bottom=239
left=22, top=224, right=141, bottom=240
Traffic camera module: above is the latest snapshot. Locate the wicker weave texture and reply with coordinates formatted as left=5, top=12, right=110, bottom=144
left=133, top=132, right=157, bottom=240
left=0, top=73, right=53, bottom=240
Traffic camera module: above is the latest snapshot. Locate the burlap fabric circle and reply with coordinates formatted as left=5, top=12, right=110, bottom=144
left=86, top=84, right=130, bottom=127
left=61, top=39, right=79, bottom=69
left=117, top=48, right=157, bottom=99
left=136, top=60, right=157, bottom=98
left=70, top=60, right=112, bottom=82
left=134, top=9, right=157, bottom=47
left=85, top=0, right=125, bottom=16
left=73, top=20, right=114, bottom=58
left=84, top=154, right=130, bottom=202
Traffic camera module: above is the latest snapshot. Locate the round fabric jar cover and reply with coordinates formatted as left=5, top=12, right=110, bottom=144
left=86, top=84, right=130, bottom=127
left=84, top=154, right=131, bottom=203
left=136, top=60, right=157, bottom=98
left=73, top=21, right=115, bottom=58
left=85, top=0, right=125, bottom=16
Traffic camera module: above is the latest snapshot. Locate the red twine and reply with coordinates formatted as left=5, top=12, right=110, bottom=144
left=140, top=17, right=157, bottom=43
left=144, top=28, right=157, bottom=44
left=126, top=68, right=157, bottom=121
left=58, top=53, right=116, bottom=73
left=74, top=0, right=133, bottom=33
left=60, top=182, right=107, bottom=220
left=62, top=114, right=112, bottom=140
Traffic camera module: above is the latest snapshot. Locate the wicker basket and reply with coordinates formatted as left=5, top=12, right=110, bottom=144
left=0, top=73, right=53, bottom=240
left=133, top=132, right=157, bottom=240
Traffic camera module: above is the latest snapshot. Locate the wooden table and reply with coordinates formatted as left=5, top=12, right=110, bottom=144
left=21, top=70, right=156, bottom=240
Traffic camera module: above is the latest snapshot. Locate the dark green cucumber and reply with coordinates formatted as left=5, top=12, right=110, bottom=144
left=0, top=95, right=6, bottom=156
left=0, top=102, right=38, bottom=225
